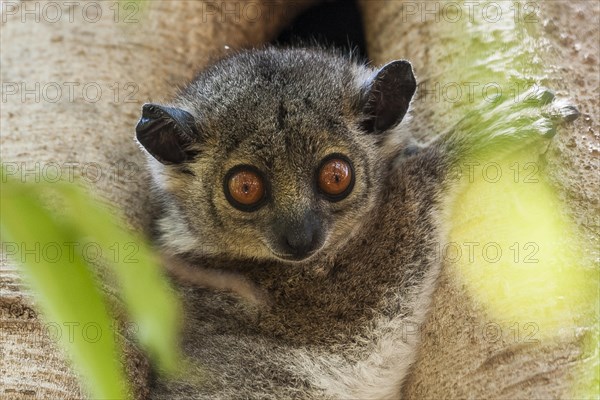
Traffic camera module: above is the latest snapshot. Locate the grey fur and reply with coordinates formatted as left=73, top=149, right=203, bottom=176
left=135, top=47, right=545, bottom=399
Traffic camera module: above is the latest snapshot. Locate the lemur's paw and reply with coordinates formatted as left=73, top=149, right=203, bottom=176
left=529, top=86, right=555, bottom=105
left=547, top=100, right=581, bottom=124
left=452, top=85, right=580, bottom=147
left=534, top=88, right=580, bottom=138
left=523, top=85, right=579, bottom=122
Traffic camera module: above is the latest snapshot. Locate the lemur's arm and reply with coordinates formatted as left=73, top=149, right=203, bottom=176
left=161, top=253, right=270, bottom=307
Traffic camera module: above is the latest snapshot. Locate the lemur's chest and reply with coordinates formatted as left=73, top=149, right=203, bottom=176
left=201, top=188, right=438, bottom=346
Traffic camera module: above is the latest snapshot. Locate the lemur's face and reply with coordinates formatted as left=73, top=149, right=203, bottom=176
left=206, top=122, right=375, bottom=262
left=136, top=49, right=415, bottom=263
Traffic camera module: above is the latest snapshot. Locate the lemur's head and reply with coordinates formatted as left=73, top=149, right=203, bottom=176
left=136, top=47, right=416, bottom=263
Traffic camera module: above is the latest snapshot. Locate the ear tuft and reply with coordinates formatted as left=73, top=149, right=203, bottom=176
left=135, top=103, right=200, bottom=164
left=360, top=60, right=417, bottom=134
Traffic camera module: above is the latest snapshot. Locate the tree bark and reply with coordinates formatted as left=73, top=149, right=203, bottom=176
left=358, top=1, right=599, bottom=398
left=0, top=1, right=312, bottom=398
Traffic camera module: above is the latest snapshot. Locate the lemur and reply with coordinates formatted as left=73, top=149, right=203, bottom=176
left=135, top=46, right=576, bottom=399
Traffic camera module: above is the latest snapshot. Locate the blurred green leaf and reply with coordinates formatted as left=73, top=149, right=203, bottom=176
left=0, top=164, right=181, bottom=398
left=55, top=182, right=182, bottom=373
left=1, top=178, right=127, bottom=398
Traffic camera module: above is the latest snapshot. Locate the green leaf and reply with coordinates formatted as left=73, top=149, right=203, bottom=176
left=1, top=164, right=182, bottom=397
left=1, top=179, right=128, bottom=399
left=53, top=183, right=182, bottom=373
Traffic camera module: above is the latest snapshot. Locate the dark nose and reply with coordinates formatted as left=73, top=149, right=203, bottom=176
left=276, top=211, right=322, bottom=259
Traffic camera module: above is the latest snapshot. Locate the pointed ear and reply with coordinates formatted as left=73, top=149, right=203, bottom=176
left=360, top=60, right=417, bottom=134
left=135, top=103, right=201, bottom=164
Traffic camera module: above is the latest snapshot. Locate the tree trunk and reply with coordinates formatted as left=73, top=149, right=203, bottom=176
left=358, top=1, right=599, bottom=398
left=0, top=1, right=312, bottom=398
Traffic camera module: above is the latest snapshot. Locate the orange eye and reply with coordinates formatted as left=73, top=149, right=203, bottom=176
left=317, top=156, right=354, bottom=200
left=225, top=167, right=266, bottom=210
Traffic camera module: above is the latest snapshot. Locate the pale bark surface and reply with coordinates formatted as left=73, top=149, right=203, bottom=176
left=0, top=1, right=311, bottom=398
left=358, top=1, right=599, bottom=398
